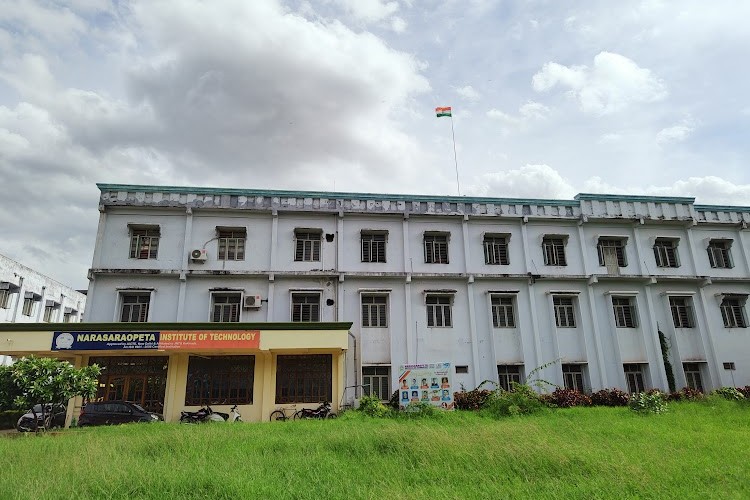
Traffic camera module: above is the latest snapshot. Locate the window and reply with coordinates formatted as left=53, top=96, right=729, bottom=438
left=426, top=294, right=452, bottom=327
left=361, top=294, right=387, bottom=328
left=491, top=296, right=515, bottom=328
left=294, top=230, right=321, bottom=262
left=612, top=297, right=637, bottom=328
left=553, top=296, right=576, bottom=328
left=683, top=363, right=704, bottom=392
left=562, top=364, right=586, bottom=392
left=63, top=309, right=77, bottom=323
left=363, top=366, right=390, bottom=401
left=497, top=365, right=522, bottom=391
left=275, top=354, right=332, bottom=404
left=217, top=227, right=246, bottom=261
left=43, top=302, right=59, bottom=323
left=624, top=364, right=646, bottom=394
left=129, top=226, right=160, bottom=259
left=291, top=293, right=320, bottom=322
left=361, top=232, right=387, bottom=263
left=483, top=235, right=509, bottom=265
left=542, top=237, right=567, bottom=266
left=707, top=239, right=733, bottom=269
left=120, top=294, right=150, bottom=322
left=653, top=238, right=679, bottom=268
left=21, top=293, right=39, bottom=317
left=455, top=365, right=469, bottom=374
left=212, top=294, right=241, bottom=322
left=720, top=296, right=747, bottom=328
left=185, top=356, right=254, bottom=405
left=424, top=233, right=449, bottom=264
left=0, top=290, right=10, bottom=309
left=669, top=297, right=695, bottom=328
left=597, top=237, right=627, bottom=267
left=90, top=356, right=168, bottom=412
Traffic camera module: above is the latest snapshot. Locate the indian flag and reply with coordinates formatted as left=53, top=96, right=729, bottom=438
left=435, top=106, right=452, bottom=117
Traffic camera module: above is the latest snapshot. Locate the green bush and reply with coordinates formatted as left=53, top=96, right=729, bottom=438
left=399, top=401, right=441, bottom=419
left=482, top=383, right=547, bottom=418
left=0, top=409, right=24, bottom=430
left=711, top=387, right=745, bottom=401
left=629, top=391, right=668, bottom=414
left=357, top=395, right=392, bottom=417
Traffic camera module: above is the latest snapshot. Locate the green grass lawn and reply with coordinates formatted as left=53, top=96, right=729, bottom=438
left=0, top=400, right=748, bottom=499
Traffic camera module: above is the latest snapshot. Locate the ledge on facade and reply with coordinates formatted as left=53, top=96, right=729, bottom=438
left=0, top=321, right=354, bottom=333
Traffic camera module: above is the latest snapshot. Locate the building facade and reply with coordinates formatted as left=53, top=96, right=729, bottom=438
left=77, top=184, right=750, bottom=402
left=1, top=253, right=85, bottom=365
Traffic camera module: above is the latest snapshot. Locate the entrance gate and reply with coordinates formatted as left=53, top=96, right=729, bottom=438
left=89, top=356, right=168, bottom=413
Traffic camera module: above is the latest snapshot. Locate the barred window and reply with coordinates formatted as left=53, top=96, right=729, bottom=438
left=424, top=233, right=449, bottom=264
left=553, top=296, right=576, bottom=328
left=295, top=230, right=321, bottom=262
left=90, top=355, right=168, bottom=413
left=43, top=302, right=59, bottom=322
left=720, top=296, right=747, bottom=328
left=707, top=240, right=733, bottom=269
left=683, top=363, right=704, bottom=392
left=653, top=238, right=679, bottom=268
left=21, top=297, right=35, bottom=316
left=275, top=354, right=332, bottom=404
left=212, top=294, right=241, bottom=323
left=185, top=356, right=255, bottom=406
left=0, top=289, right=10, bottom=309
left=363, top=366, right=391, bottom=401
left=291, top=293, right=320, bottom=322
left=361, top=294, right=387, bottom=328
left=598, top=238, right=627, bottom=267
left=129, top=227, right=160, bottom=259
left=121, top=293, right=150, bottom=322
left=562, top=364, right=586, bottom=392
left=484, top=235, right=509, bottom=265
left=497, top=365, right=522, bottom=391
left=542, top=237, right=567, bottom=266
left=491, top=296, right=515, bottom=328
left=624, top=364, right=646, bottom=394
left=63, top=309, right=77, bottom=323
left=612, top=297, right=637, bottom=328
left=426, top=294, right=452, bottom=327
left=217, top=228, right=246, bottom=261
left=361, top=232, right=387, bottom=263
left=669, top=296, right=695, bottom=328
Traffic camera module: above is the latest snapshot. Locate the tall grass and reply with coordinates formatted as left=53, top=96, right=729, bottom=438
left=0, top=400, right=748, bottom=499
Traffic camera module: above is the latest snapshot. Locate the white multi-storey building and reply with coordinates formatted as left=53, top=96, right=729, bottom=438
left=1, top=253, right=85, bottom=365
left=84, top=184, right=750, bottom=400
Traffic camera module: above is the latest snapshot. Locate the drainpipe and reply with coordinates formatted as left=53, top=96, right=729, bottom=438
left=347, top=331, right=357, bottom=400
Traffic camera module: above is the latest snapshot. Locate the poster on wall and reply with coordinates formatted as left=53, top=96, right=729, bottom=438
left=398, top=362, right=454, bottom=410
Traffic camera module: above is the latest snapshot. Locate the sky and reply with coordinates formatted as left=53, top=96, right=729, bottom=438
left=1, top=0, right=749, bottom=289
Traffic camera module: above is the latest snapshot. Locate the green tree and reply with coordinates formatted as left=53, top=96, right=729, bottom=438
left=0, top=364, right=23, bottom=410
left=11, top=356, right=100, bottom=430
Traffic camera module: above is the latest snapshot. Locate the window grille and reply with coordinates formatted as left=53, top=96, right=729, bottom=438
left=491, top=296, right=515, bottom=328
left=424, top=234, right=449, bottom=264
left=361, top=233, right=386, bottom=263
left=291, top=293, right=320, bottom=322
left=553, top=296, right=576, bottom=328
left=129, top=228, right=160, bottom=259
left=294, top=231, right=321, bottom=262
left=483, top=236, right=509, bottom=265
left=669, top=297, right=694, bottom=328
left=612, top=297, right=637, bottom=328
left=212, top=294, right=241, bottom=323
left=361, top=295, right=387, bottom=327
left=275, top=354, right=332, bottom=404
left=426, top=295, right=452, bottom=327
left=653, top=239, right=679, bottom=268
left=542, top=237, right=567, bottom=266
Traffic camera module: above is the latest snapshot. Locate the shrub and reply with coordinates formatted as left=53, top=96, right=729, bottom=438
left=454, top=381, right=495, bottom=410
left=388, top=390, right=400, bottom=410
left=0, top=409, right=25, bottom=430
left=737, top=386, right=750, bottom=399
left=667, top=387, right=704, bottom=402
left=546, top=388, right=592, bottom=408
left=482, top=383, right=547, bottom=418
left=357, top=395, right=392, bottom=417
left=711, top=387, right=745, bottom=401
left=399, top=401, right=440, bottom=419
left=591, top=388, right=629, bottom=407
left=629, top=391, right=667, bottom=414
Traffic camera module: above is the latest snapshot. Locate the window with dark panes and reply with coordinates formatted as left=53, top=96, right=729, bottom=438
left=426, top=294, right=452, bottom=327
left=562, top=364, right=585, bottom=392
left=291, top=293, right=320, bottom=322
left=683, top=363, right=704, bottom=392
left=217, top=228, right=246, bottom=261
left=361, top=294, right=387, bottom=327
left=43, top=302, right=58, bottom=322
left=484, top=235, right=509, bottom=265
left=185, top=356, right=255, bottom=406
left=669, top=296, right=694, bottom=328
left=212, top=294, right=241, bottom=322
left=362, top=366, right=390, bottom=401
left=720, top=296, right=748, bottom=328
left=497, top=365, right=522, bottom=391
left=129, top=227, right=160, bottom=259
left=491, top=296, right=515, bottom=328
left=707, top=239, right=733, bottom=269
left=90, top=356, right=168, bottom=412
left=275, top=355, right=332, bottom=403
left=294, top=230, right=321, bottom=262
left=0, top=289, right=10, bottom=309
left=121, top=294, right=150, bottom=322
left=542, top=237, right=567, bottom=266
left=597, top=238, right=627, bottom=267
left=653, top=238, right=679, bottom=267
left=612, top=297, right=637, bottom=328
left=624, top=364, right=646, bottom=394
left=553, top=296, right=576, bottom=328
left=361, top=232, right=387, bottom=263
left=424, top=233, right=449, bottom=264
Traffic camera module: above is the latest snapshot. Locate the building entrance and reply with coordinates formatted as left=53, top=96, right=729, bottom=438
left=89, top=356, right=168, bottom=413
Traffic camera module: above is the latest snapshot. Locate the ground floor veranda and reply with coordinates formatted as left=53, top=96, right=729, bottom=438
left=0, top=322, right=352, bottom=423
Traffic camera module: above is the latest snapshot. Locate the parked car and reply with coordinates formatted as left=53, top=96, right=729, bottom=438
left=16, top=404, right=67, bottom=432
left=77, top=401, right=163, bottom=427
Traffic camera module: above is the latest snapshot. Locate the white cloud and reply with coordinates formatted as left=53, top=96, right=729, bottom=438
left=583, top=175, right=750, bottom=205
left=656, top=119, right=695, bottom=144
left=532, top=52, right=667, bottom=114
left=329, top=0, right=399, bottom=22
left=466, top=164, right=575, bottom=199
left=486, top=101, right=549, bottom=132
left=456, top=85, right=481, bottom=102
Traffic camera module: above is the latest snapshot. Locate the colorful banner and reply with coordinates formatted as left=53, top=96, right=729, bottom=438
left=51, top=330, right=260, bottom=351
left=398, top=362, right=454, bottom=410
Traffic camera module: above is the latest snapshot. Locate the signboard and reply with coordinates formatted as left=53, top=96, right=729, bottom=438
left=398, top=362, right=454, bottom=410
left=51, top=330, right=260, bottom=351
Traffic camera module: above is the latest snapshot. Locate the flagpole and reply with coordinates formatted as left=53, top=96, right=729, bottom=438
left=450, top=114, right=461, bottom=196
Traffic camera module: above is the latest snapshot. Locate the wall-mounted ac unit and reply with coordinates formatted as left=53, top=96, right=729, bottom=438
left=190, top=249, right=207, bottom=262
left=244, top=294, right=263, bottom=309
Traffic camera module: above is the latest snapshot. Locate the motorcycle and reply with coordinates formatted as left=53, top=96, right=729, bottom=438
left=179, top=406, right=226, bottom=423
left=296, top=402, right=336, bottom=420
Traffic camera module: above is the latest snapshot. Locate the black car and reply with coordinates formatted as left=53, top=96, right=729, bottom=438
left=16, top=404, right=67, bottom=432
left=78, top=401, right=163, bottom=427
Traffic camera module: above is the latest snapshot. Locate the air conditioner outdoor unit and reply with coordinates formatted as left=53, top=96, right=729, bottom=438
left=244, top=294, right=263, bottom=309
left=190, top=249, right=208, bottom=262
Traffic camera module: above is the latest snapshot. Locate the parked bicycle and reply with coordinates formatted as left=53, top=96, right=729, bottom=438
left=269, top=405, right=297, bottom=422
